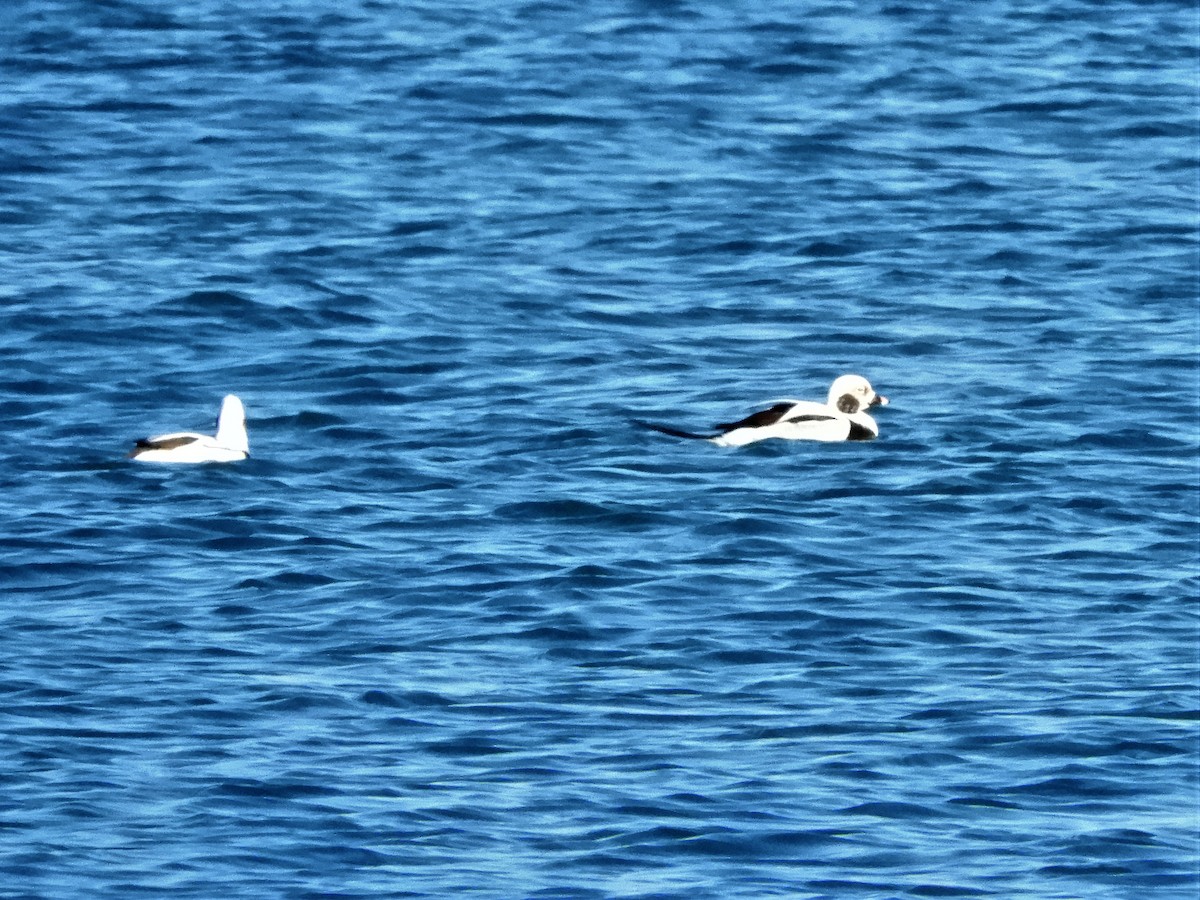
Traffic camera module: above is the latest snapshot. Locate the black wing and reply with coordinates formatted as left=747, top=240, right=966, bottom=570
left=715, top=402, right=796, bottom=433
left=129, top=434, right=199, bottom=457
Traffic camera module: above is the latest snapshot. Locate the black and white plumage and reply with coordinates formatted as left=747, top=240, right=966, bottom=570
left=128, top=394, right=249, bottom=463
left=640, top=375, right=888, bottom=446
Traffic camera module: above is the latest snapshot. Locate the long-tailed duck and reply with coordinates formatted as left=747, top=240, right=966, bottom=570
left=128, top=394, right=249, bottom=463
left=640, top=374, right=888, bottom=446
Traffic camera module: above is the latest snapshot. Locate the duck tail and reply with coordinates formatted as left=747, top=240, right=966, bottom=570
left=633, top=420, right=719, bottom=441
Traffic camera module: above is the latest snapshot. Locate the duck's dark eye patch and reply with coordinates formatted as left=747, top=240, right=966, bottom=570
left=837, top=394, right=860, bottom=414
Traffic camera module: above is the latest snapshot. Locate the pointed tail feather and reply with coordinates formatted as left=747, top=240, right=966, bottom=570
left=633, top=420, right=719, bottom=441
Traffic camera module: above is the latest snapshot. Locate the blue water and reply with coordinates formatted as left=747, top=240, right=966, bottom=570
left=2, top=1, right=1197, bottom=897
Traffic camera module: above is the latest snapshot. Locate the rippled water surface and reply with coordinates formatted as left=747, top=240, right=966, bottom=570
left=2, top=1, right=1197, bottom=897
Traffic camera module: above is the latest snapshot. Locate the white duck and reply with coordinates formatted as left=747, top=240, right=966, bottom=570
left=128, top=394, right=249, bottom=463
left=641, top=375, right=888, bottom=446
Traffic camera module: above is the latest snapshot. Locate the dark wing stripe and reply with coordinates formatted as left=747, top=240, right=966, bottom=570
left=134, top=435, right=199, bottom=451
left=716, top=402, right=795, bottom=432
left=785, top=414, right=837, bottom=424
